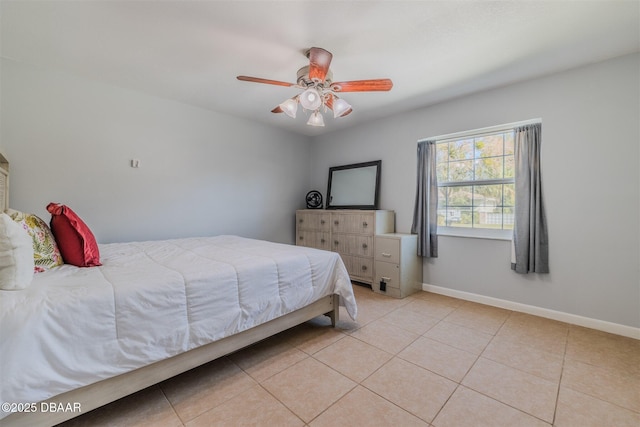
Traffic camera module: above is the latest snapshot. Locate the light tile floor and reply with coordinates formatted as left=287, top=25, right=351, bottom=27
left=58, top=285, right=640, bottom=427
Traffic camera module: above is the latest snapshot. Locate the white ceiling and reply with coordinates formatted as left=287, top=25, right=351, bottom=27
left=2, top=1, right=639, bottom=136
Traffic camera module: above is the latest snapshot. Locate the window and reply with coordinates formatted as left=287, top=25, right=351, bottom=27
left=435, top=129, right=515, bottom=239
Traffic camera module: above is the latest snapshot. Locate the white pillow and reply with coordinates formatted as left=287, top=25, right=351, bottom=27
left=0, top=212, right=35, bottom=290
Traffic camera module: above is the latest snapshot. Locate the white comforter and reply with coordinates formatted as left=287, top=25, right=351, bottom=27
left=0, top=235, right=356, bottom=410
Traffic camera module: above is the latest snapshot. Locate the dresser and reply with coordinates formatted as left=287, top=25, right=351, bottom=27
left=373, top=233, right=422, bottom=298
left=296, top=209, right=394, bottom=285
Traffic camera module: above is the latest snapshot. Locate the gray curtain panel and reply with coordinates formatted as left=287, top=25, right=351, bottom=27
left=511, top=123, right=549, bottom=273
left=411, top=140, right=438, bottom=257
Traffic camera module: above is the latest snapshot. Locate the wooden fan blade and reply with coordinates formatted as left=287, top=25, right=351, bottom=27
left=325, top=94, right=334, bottom=110
left=237, top=76, right=295, bottom=87
left=308, top=47, right=333, bottom=83
left=330, top=79, right=393, bottom=92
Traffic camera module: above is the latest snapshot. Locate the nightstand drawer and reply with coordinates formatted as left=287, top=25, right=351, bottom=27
left=375, top=237, right=400, bottom=264
left=375, top=261, right=400, bottom=289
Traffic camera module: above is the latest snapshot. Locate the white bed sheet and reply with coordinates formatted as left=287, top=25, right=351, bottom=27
left=0, top=235, right=356, bottom=411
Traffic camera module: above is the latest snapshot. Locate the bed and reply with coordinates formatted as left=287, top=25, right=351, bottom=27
left=0, top=155, right=357, bottom=427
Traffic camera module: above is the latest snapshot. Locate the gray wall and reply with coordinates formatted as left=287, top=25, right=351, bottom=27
left=2, top=53, right=638, bottom=329
left=1, top=58, right=311, bottom=244
left=310, top=53, right=639, bottom=328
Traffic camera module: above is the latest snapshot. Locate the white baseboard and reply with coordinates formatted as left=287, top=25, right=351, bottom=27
left=422, top=284, right=640, bottom=340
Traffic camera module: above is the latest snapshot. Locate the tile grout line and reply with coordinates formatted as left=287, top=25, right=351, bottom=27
left=255, top=381, right=310, bottom=426
left=464, top=311, right=554, bottom=425
left=423, top=305, right=504, bottom=426
left=242, top=338, right=339, bottom=425
left=304, top=298, right=453, bottom=426
left=395, top=301, right=491, bottom=425
left=559, top=326, right=640, bottom=415
left=308, top=322, right=439, bottom=425
left=157, top=383, right=187, bottom=426
left=425, top=312, right=502, bottom=423
left=551, top=326, right=570, bottom=426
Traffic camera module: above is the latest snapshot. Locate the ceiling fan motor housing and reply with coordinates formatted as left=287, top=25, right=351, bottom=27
left=297, top=66, right=333, bottom=87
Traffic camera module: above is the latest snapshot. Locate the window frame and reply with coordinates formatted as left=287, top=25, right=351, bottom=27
left=420, top=119, right=541, bottom=241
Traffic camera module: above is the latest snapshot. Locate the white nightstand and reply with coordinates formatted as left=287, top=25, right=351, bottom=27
left=373, top=233, right=423, bottom=298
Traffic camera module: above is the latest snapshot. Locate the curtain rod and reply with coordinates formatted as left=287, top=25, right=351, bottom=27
left=418, top=118, right=542, bottom=143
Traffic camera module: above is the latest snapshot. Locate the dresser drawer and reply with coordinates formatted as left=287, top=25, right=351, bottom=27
left=375, top=236, right=400, bottom=264
left=339, top=254, right=373, bottom=282
left=297, top=231, right=330, bottom=251
left=331, top=212, right=375, bottom=235
left=296, top=211, right=330, bottom=231
left=350, top=256, right=373, bottom=281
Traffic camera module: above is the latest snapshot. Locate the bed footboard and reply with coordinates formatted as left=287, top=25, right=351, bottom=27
left=1, top=294, right=340, bottom=427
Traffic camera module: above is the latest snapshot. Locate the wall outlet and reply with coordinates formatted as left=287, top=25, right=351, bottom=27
left=131, top=159, right=140, bottom=168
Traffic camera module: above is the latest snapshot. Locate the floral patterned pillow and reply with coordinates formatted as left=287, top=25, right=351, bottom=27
left=6, top=209, right=63, bottom=273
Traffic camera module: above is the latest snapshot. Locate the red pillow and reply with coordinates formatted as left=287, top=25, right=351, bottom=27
left=46, top=203, right=101, bottom=267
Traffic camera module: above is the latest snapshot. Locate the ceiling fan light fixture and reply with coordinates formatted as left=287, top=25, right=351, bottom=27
left=333, top=98, right=352, bottom=118
left=237, top=47, right=393, bottom=128
left=279, top=98, right=298, bottom=118
left=299, top=87, right=323, bottom=111
left=307, top=111, right=325, bottom=127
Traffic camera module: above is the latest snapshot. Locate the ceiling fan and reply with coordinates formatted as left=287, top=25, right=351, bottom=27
left=237, top=47, right=393, bottom=127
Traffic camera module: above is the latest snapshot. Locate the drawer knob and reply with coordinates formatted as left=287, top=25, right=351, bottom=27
left=334, top=220, right=339, bottom=225
left=362, top=243, right=368, bottom=249
left=382, top=252, right=392, bottom=258
left=362, top=265, right=368, bottom=271
left=334, top=240, right=339, bottom=245
left=299, top=236, right=303, bottom=240
left=321, top=239, right=325, bottom=243
left=321, top=220, right=325, bottom=224
left=299, top=219, right=303, bottom=223
left=363, top=221, right=368, bottom=227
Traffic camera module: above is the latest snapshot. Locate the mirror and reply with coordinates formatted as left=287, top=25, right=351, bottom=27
left=326, top=160, right=381, bottom=209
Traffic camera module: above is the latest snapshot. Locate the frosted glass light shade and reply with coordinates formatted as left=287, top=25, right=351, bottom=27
left=307, top=111, right=325, bottom=127
left=333, top=98, right=352, bottom=118
left=299, top=88, right=323, bottom=111
left=279, top=98, right=298, bottom=118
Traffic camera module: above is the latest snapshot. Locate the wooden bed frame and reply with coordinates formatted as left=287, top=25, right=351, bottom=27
left=3, top=291, right=339, bottom=427
left=0, top=152, right=341, bottom=427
